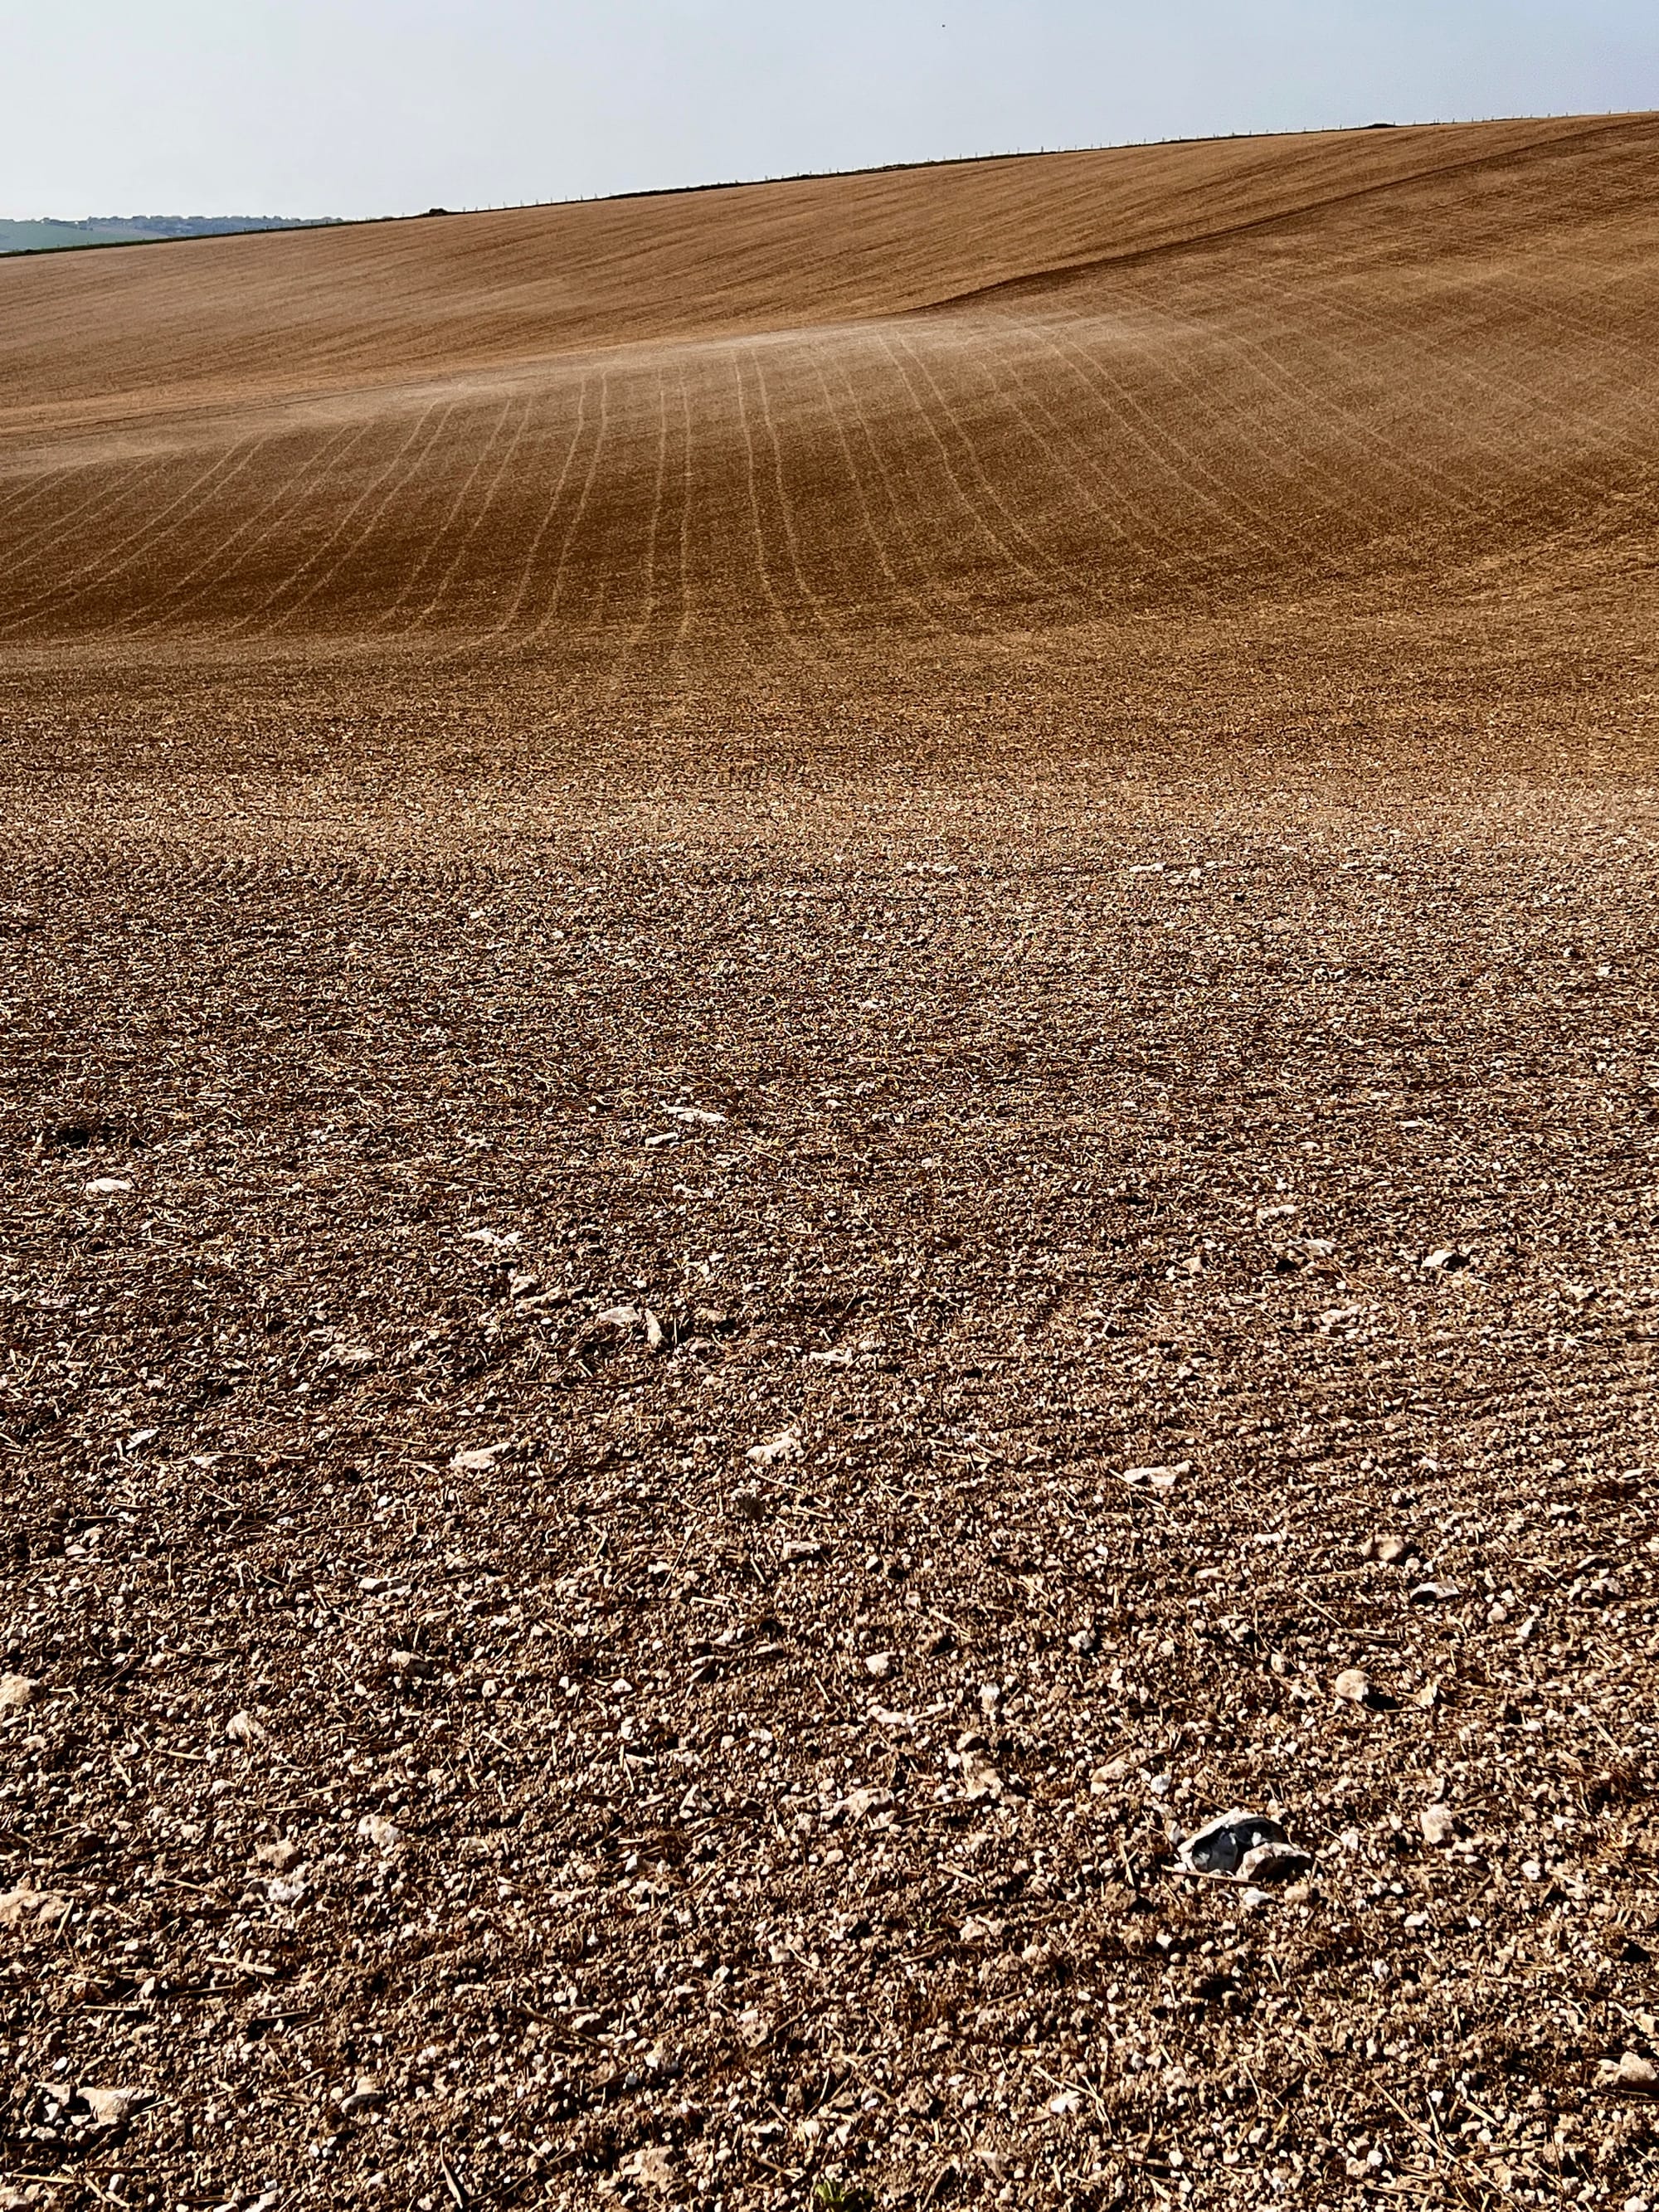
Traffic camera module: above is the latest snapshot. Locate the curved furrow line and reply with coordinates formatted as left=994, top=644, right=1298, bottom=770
left=466, top=382, right=593, bottom=652
left=0, top=449, right=179, bottom=586
left=401, top=391, right=543, bottom=638
left=1199, top=268, right=1557, bottom=537
left=666, top=366, right=697, bottom=669
left=0, top=435, right=268, bottom=635
left=798, top=339, right=951, bottom=634
left=1188, top=232, right=1648, bottom=537
left=815, top=339, right=985, bottom=628
left=521, top=370, right=614, bottom=649
left=112, top=415, right=382, bottom=638
left=659, top=348, right=764, bottom=647
left=0, top=456, right=98, bottom=542
left=1126, top=289, right=1443, bottom=551
left=373, top=397, right=515, bottom=634
left=884, top=316, right=1106, bottom=601
left=866, top=327, right=1050, bottom=602
left=801, top=351, right=944, bottom=635
left=982, top=320, right=1203, bottom=592
left=1061, top=302, right=1329, bottom=574
left=256, top=397, right=469, bottom=636
left=572, top=370, right=687, bottom=662
left=916, top=320, right=1132, bottom=605
left=594, top=365, right=676, bottom=697
left=221, top=397, right=452, bottom=637
left=746, top=343, right=835, bottom=637
left=1062, top=272, right=1396, bottom=546
left=725, top=347, right=801, bottom=647
left=1030, top=314, right=1296, bottom=579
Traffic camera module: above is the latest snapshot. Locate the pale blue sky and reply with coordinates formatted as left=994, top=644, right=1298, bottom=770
left=8, top=0, right=1657, bottom=220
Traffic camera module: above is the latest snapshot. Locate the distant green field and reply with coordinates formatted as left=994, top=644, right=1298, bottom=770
left=0, top=216, right=338, bottom=255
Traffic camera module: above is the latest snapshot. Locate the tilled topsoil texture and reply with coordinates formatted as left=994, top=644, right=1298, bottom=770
left=3, top=720, right=1657, bottom=2210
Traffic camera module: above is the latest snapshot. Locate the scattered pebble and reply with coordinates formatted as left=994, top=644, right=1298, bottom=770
left=746, top=1428, right=803, bottom=1465
left=1420, top=1803, right=1461, bottom=1845
left=1601, top=2053, right=1659, bottom=2097
left=80, top=2087, right=147, bottom=2127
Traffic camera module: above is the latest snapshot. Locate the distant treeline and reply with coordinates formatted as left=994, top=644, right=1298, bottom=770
left=0, top=215, right=340, bottom=255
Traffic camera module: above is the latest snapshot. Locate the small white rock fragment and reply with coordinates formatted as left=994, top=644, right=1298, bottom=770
left=1419, top=1803, right=1460, bottom=1846
left=225, top=1709, right=265, bottom=1744
left=1409, top=1580, right=1458, bottom=1605
left=1239, top=1837, right=1314, bottom=1884
left=0, top=1884, right=71, bottom=1930
left=962, top=1758, right=1001, bottom=1802
left=620, top=2143, right=679, bottom=2190
left=0, top=1674, right=37, bottom=1713
left=1333, top=1668, right=1372, bottom=1705
left=358, top=1815, right=402, bottom=1854
left=1122, top=1461, right=1190, bottom=1490
left=863, top=1652, right=897, bottom=1680
left=320, top=1343, right=377, bottom=1371
left=746, top=1428, right=803, bottom=1466
left=1601, top=2052, right=1658, bottom=2096
left=842, top=1787, right=890, bottom=1821
left=80, top=2086, right=145, bottom=2127
left=451, top=1444, right=507, bottom=1471
left=84, top=1177, right=132, bottom=1198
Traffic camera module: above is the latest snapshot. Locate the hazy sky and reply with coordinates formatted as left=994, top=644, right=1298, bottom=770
left=9, top=0, right=1657, bottom=220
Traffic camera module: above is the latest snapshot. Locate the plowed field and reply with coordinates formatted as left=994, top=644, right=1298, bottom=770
left=3, top=116, right=1659, bottom=2212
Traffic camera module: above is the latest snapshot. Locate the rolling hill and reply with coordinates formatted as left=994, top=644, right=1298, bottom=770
left=1, top=114, right=1653, bottom=668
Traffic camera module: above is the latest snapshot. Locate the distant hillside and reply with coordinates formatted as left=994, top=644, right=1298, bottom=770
left=0, top=214, right=338, bottom=255
left=1, top=114, right=1655, bottom=662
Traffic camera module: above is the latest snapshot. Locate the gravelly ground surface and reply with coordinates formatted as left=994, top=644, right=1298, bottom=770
left=3, top=633, right=1658, bottom=2210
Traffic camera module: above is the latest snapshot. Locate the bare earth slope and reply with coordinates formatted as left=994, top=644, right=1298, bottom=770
left=0, top=114, right=1655, bottom=659
left=2, top=120, right=1659, bottom=2212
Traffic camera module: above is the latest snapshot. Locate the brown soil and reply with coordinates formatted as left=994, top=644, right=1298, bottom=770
left=2, top=116, right=1658, bottom=2212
